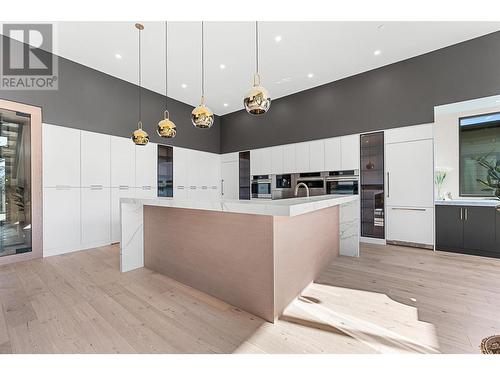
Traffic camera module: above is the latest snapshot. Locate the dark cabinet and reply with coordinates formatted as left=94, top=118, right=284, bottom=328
left=436, top=205, right=499, bottom=258
left=436, top=206, right=464, bottom=251
left=463, top=207, right=496, bottom=252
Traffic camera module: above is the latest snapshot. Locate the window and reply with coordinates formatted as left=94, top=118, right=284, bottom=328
left=157, top=145, right=173, bottom=197
left=459, top=112, right=500, bottom=197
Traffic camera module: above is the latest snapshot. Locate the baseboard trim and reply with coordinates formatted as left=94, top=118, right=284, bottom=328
left=386, top=240, right=434, bottom=250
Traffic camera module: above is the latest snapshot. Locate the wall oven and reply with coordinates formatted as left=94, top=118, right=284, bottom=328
left=251, top=175, right=272, bottom=199
left=325, top=170, right=359, bottom=195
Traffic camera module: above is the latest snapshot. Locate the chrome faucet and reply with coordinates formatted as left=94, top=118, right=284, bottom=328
left=294, top=182, right=310, bottom=197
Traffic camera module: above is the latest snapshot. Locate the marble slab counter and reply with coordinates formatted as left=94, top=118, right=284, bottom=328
left=121, top=194, right=358, bottom=217
left=119, top=194, right=360, bottom=322
left=435, top=199, right=500, bottom=207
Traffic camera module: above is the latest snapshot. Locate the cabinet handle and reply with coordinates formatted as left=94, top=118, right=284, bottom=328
left=189, top=186, right=197, bottom=190
left=55, top=185, right=71, bottom=190
left=118, top=185, right=129, bottom=190
left=221, top=179, right=224, bottom=196
left=90, top=184, right=103, bottom=190
left=201, top=186, right=208, bottom=190
left=460, top=208, right=463, bottom=220
left=391, top=207, right=426, bottom=211
left=465, top=208, right=468, bottom=221
left=142, top=186, right=151, bottom=190
left=177, top=185, right=185, bottom=190
left=386, top=172, right=390, bottom=198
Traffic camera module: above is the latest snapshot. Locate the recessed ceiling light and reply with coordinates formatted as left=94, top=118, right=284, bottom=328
left=374, top=50, right=382, bottom=56
left=219, top=63, right=226, bottom=70
left=115, top=53, right=122, bottom=59
left=274, top=35, right=282, bottom=43
left=181, top=83, right=187, bottom=89
left=307, top=73, right=314, bottom=78
left=223, top=103, right=228, bottom=107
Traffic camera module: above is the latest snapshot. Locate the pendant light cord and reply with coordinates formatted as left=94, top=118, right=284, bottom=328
left=138, top=25, right=142, bottom=124
left=255, top=21, right=259, bottom=74
left=165, top=21, right=168, bottom=111
left=201, top=21, right=205, bottom=102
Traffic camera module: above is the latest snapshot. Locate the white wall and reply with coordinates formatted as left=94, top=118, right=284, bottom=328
left=434, top=95, right=500, bottom=199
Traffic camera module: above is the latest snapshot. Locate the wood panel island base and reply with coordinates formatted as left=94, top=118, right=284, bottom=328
left=120, top=195, right=359, bottom=322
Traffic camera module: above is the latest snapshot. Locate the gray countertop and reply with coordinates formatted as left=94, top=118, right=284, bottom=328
left=435, top=199, right=500, bottom=207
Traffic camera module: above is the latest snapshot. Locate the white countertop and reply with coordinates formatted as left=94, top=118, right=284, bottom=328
left=121, top=194, right=359, bottom=217
left=435, top=199, right=500, bottom=207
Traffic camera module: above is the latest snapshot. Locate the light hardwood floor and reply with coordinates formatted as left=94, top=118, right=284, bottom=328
left=0, top=242, right=499, bottom=354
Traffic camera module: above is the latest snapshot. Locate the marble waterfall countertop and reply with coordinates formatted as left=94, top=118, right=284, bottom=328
left=435, top=199, right=500, bottom=207
left=120, top=194, right=359, bottom=217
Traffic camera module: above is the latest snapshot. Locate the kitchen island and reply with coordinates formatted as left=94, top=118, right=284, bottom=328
left=120, top=195, right=359, bottom=322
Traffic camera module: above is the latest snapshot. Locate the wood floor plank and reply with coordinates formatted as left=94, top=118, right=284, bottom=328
left=1, top=243, right=499, bottom=353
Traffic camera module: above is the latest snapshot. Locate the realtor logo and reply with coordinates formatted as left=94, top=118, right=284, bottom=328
left=1, top=23, right=58, bottom=90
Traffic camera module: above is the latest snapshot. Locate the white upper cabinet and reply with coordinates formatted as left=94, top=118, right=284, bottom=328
left=340, top=134, right=360, bottom=170
left=324, top=137, right=342, bottom=171
left=295, top=142, right=310, bottom=173
left=385, top=123, right=434, bottom=144
left=110, top=136, right=135, bottom=188
left=81, top=131, right=111, bottom=187
left=385, top=138, right=434, bottom=208
left=309, top=140, right=325, bottom=172
left=271, top=146, right=284, bottom=174
left=135, top=142, right=157, bottom=188
left=250, top=149, right=262, bottom=176
left=261, top=148, right=272, bottom=175
left=173, top=146, right=189, bottom=189
left=283, top=144, right=296, bottom=173
left=221, top=152, right=239, bottom=163
left=187, top=149, right=201, bottom=188
left=43, top=124, right=81, bottom=187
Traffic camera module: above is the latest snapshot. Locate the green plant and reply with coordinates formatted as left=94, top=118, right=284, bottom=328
left=435, top=169, right=448, bottom=200
left=474, top=154, right=500, bottom=199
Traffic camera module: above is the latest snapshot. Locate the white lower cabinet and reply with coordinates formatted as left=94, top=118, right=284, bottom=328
left=43, top=187, right=81, bottom=256
left=386, top=206, right=434, bottom=246
left=111, top=187, right=135, bottom=243
left=81, top=187, right=111, bottom=248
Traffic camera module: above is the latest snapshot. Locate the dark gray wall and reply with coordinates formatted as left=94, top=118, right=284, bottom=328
left=220, top=31, right=500, bottom=153
left=0, top=36, right=220, bottom=153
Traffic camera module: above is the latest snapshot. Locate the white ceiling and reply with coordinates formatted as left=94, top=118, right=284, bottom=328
left=12, top=22, right=500, bottom=115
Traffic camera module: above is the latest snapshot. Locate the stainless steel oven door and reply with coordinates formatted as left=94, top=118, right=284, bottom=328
left=251, top=180, right=272, bottom=199
left=325, top=177, right=359, bottom=195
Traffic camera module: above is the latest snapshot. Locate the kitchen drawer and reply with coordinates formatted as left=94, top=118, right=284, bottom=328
left=387, top=206, right=434, bottom=246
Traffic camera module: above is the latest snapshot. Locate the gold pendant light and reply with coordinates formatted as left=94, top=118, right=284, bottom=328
left=244, top=21, right=271, bottom=115
left=157, top=21, right=177, bottom=138
left=191, top=21, right=214, bottom=129
left=132, top=23, right=149, bottom=146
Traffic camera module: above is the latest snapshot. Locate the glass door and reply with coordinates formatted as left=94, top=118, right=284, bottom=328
left=360, top=132, right=385, bottom=239
left=0, top=108, right=32, bottom=257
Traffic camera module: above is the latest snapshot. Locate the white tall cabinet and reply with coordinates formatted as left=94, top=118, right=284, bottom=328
left=110, top=136, right=136, bottom=243
left=80, top=131, right=111, bottom=248
left=43, top=124, right=82, bottom=256
left=221, top=152, right=239, bottom=200
left=43, top=123, right=223, bottom=256
left=135, top=142, right=157, bottom=198
left=385, top=124, right=434, bottom=247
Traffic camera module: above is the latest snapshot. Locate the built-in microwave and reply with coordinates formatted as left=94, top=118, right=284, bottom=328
left=251, top=175, right=272, bottom=199
left=325, top=170, right=359, bottom=195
